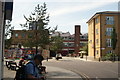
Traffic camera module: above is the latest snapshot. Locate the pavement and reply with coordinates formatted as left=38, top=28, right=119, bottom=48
left=46, top=66, right=81, bottom=78
left=46, top=66, right=82, bottom=80
left=3, top=65, right=16, bottom=79
left=46, top=57, right=95, bottom=62
left=44, top=57, right=119, bottom=79
left=3, top=59, right=82, bottom=80
left=60, top=57, right=119, bottom=63
left=4, top=57, right=118, bottom=79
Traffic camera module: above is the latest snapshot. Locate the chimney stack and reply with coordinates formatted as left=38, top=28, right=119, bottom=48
left=74, top=25, right=80, bottom=55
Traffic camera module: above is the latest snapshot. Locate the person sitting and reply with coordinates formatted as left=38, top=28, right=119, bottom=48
left=25, top=54, right=44, bottom=80
left=19, top=57, right=25, bottom=67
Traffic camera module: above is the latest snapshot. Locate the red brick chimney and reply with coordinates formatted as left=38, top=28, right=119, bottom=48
left=74, top=25, right=80, bottom=55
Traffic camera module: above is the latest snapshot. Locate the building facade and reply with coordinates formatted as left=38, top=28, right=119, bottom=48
left=50, top=31, right=88, bottom=55
left=87, top=11, right=120, bottom=59
left=11, top=30, right=49, bottom=48
left=11, top=30, right=35, bottom=47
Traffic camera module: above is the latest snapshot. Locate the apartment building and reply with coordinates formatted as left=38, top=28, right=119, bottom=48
left=50, top=31, right=88, bottom=55
left=87, top=11, right=120, bottom=59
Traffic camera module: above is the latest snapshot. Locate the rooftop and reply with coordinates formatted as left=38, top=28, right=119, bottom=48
left=87, top=11, right=120, bottom=23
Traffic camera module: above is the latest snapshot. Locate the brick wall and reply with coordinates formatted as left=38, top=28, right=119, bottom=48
left=74, top=25, right=80, bottom=54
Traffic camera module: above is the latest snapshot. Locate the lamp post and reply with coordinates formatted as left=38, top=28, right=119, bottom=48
left=100, top=48, right=105, bottom=61
left=35, top=22, right=38, bottom=54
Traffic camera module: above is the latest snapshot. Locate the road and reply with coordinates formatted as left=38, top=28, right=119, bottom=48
left=43, top=57, right=119, bottom=80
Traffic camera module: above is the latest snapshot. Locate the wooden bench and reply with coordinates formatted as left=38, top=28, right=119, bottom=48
left=6, top=60, right=19, bottom=71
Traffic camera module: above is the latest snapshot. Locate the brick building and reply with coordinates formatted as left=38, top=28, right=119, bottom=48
left=87, top=11, right=120, bottom=60
left=11, top=29, right=49, bottom=48
left=50, top=26, right=88, bottom=55
left=11, top=30, right=35, bottom=48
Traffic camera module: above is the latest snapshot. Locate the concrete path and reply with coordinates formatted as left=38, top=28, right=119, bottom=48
left=3, top=65, right=16, bottom=79
left=46, top=66, right=82, bottom=79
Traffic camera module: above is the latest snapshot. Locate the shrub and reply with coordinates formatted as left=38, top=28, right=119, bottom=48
left=103, top=53, right=117, bottom=61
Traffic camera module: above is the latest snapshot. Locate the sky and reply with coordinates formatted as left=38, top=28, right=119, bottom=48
left=10, top=0, right=119, bottom=34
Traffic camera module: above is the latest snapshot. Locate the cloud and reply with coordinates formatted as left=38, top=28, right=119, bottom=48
left=11, top=18, right=26, bottom=30
left=53, top=19, right=88, bottom=33
left=60, top=19, right=88, bottom=26
left=50, top=1, right=118, bottom=17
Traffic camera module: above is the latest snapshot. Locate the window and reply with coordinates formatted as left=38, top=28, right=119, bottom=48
left=106, top=16, right=114, bottom=25
left=63, top=37, right=68, bottom=40
left=64, top=43, right=68, bottom=47
left=106, top=50, right=113, bottom=54
left=68, top=43, right=74, bottom=47
left=80, top=43, right=84, bottom=46
left=95, top=18, right=99, bottom=24
left=96, top=29, right=98, bottom=35
left=96, top=39, right=99, bottom=44
left=96, top=50, right=99, bottom=54
left=80, top=36, right=84, bottom=39
left=106, top=39, right=112, bottom=47
left=21, top=33, right=25, bottom=38
left=71, top=38, right=74, bottom=40
left=106, top=28, right=113, bottom=36
left=69, top=37, right=71, bottom=40
left=15, top=33, right=18, bottom=37
left=89, top=40, right=92, bottom=43
left=28, top=34, right=33, bottom=38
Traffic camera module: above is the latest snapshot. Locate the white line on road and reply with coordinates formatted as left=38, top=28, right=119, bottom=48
left=96, top=77, right=101, bottom=80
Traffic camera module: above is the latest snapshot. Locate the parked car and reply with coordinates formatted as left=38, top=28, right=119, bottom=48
left=56, top=53, right=62, bottom=60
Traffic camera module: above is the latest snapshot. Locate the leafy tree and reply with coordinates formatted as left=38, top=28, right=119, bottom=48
left=5, top=20, right=14, bottom=39
left=80, top=44, right=88, bottom=57
left=20, top=3, right=57, bottom=51
left=23, top=39, right=36, bottom=49
left=111, top=27, right=117, bottom=50
left=50, top=36, right=64, bottom=53
left=5, top=38, right=12, bottom=49
left=83, top=44, right=88, bottom=56
left=5, top=20, right=14, bottom=49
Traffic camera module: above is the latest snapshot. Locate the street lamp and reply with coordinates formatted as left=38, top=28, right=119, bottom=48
left=100, top=48, right=105, bottom=61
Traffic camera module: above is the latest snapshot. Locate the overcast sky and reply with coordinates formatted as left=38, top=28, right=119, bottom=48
left=11, top=0, right=119, bottom=34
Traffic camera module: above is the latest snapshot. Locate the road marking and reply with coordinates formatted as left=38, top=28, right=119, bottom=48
left=70, top=70, right=91, bottom=80
left=96, top=77, right=101, bottom=80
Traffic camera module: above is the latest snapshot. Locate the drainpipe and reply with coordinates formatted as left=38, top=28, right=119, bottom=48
left=93, top=18, right=96, bottom=59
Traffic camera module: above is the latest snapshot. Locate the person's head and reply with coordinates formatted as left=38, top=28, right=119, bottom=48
left=20, top=56, right=24, bottom=60
left=34, top=54, right=44, bottom=65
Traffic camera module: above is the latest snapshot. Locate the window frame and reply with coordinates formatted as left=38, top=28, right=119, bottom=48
left=106, top=39, right=112, bottom=47
left=106, top=28, right=113, bottom=36
left=15, top=33, right=18, bottom=38
left=106, top=16, right=114, bottom=25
